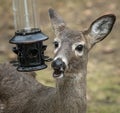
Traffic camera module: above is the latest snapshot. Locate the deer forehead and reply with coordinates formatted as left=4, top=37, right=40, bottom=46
left=55, top=30, right=86, bottom=45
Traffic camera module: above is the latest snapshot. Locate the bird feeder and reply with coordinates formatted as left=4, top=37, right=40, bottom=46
left=10, top=0, right=50, bottom=72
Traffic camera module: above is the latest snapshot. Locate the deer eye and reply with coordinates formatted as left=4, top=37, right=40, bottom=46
left=53, top=41, right=59, bottom=49
left=75, top=45, right=83, bottom=52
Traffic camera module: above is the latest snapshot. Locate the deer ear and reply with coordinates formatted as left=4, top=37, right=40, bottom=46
left=48, top=8, right=66, bottom=35
left=86, top=14, right=116, bottom=46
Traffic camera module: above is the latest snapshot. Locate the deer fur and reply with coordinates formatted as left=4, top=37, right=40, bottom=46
left=0, top=8, right=116, bottom=113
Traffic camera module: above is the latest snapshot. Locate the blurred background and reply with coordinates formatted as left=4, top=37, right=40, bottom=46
left=0, top=0, right=120, bottom=113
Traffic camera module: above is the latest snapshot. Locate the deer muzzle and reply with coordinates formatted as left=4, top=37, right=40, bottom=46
left=51, top=58, right=66, bottom=78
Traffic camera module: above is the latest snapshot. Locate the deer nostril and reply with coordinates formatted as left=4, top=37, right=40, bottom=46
left=51, top=58, right=66, bottom=70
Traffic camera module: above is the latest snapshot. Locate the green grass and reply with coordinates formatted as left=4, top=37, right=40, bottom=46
left=36, top=64, right=55, bottom=87
left=88, top=103, right=120, bottom=113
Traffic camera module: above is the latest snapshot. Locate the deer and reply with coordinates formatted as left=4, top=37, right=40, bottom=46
left=0, top=8, right=116, bottom=113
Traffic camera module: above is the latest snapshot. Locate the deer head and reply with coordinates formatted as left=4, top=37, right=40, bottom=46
left=49, top=8, right=116, bottom=78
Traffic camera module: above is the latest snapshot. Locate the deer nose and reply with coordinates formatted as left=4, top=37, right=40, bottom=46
left=51, top=58, right=66, bottom=70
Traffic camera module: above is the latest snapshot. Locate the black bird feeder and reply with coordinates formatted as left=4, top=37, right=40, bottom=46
left=10, top=0, right=50, bottom=72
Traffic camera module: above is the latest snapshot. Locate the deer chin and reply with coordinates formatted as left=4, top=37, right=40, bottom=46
left=53, top=69, right=64, bottom=78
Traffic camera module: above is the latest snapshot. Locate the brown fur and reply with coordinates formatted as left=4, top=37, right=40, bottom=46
left=0, top=8, right=115, bottom=113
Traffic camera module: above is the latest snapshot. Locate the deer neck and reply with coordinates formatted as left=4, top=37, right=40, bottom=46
left=56, top=69, right=87, bottom=113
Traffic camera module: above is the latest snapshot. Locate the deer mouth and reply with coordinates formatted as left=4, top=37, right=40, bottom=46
left=53, top=69, right=64, bottom=78
left=51, top=58, right=66, bottom=78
